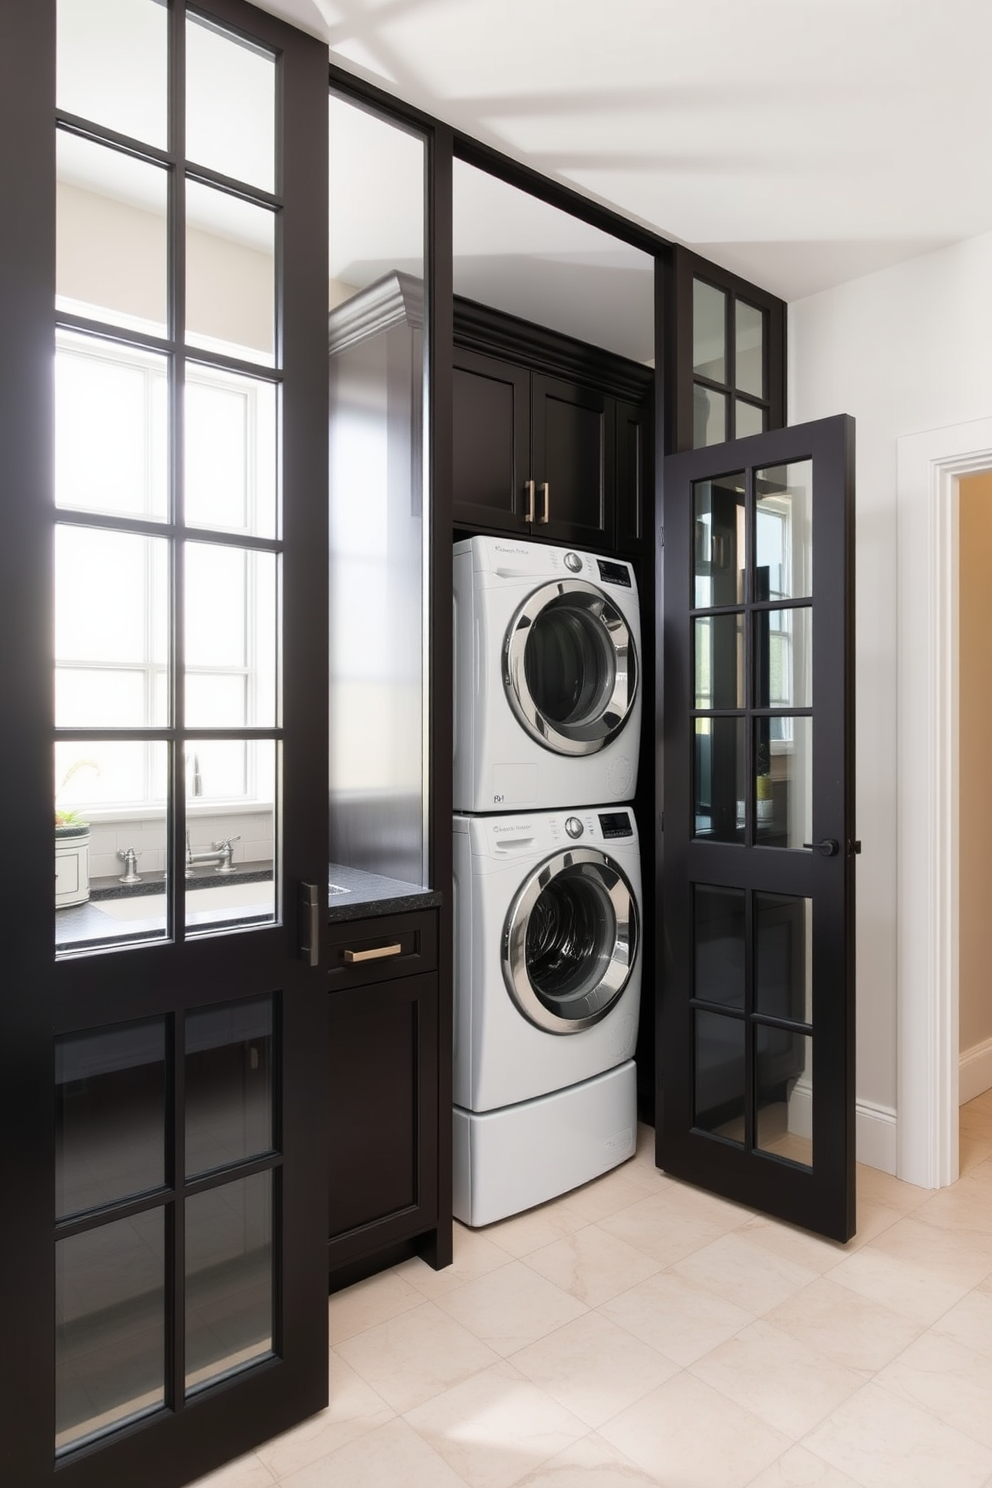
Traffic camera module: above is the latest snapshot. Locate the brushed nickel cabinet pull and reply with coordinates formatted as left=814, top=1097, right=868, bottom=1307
left=343, top=942, right=403, bottom=964
left=524, top=479, right=535, bottom=523
left=539, top=481, right=550, bottom=523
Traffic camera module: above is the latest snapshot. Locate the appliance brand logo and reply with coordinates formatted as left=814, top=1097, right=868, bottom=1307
left=493, top=544, right=528, bottom=555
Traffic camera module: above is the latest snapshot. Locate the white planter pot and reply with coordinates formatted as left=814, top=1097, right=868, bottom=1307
left=56, top=826, right=90, bottom=907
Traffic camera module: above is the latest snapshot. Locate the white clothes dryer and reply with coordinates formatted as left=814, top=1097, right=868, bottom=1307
left=453, top=536, right=642, bottom=813
left=452, top=806, right=642, bottom=1225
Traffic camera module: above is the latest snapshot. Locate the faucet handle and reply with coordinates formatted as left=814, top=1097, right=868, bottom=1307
left=212, top=834, right=242, bottom=851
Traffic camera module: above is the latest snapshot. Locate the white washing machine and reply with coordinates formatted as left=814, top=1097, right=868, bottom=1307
left=453, top=806, right=642, bottom=1226
left=453, top=536, right=642, bottom=813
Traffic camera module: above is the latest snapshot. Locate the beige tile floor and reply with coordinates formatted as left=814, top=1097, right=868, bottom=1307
left=193, top=1092, right=992, bottom=1488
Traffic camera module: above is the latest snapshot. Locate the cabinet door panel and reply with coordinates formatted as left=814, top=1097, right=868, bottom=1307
left=327, top=971, right=439, bottom=1264
left=453, top=348, right=530, bottom=532
left=532, top=373, right=610, bottom=548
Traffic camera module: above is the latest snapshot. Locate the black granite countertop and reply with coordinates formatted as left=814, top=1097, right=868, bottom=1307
left=327, top=862, right=442, bottom=922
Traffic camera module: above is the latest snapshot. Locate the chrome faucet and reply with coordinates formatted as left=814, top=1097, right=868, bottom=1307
left=185, top=831, right=241, bottom=876
left=117, top=847, right=142, bottom=884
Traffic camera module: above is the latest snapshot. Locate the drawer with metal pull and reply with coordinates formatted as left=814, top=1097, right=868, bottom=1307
left=326, top=910, right=438, bottom=990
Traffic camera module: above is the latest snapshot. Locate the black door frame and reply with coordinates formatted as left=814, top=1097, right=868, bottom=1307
left=2, top=3, right=331, bottom=1483
left=658, top=416, right=857, bottom=1241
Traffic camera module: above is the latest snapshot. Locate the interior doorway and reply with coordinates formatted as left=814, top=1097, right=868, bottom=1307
left=896, top=419, right=992, bottom=1189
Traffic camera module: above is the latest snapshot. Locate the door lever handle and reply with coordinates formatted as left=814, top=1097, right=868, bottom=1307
left=298, top=881, right=320, bottom=966
left=802, top=838, right=839, bottom=857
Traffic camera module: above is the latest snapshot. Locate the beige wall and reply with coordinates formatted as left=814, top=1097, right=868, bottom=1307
left=959, top=472, right=992, bottom=1058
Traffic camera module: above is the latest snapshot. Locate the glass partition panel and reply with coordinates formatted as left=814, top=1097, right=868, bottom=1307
left=328, top=94, right=429, bottom=889
left=694, top=717, right=746, bottom=843
left=57, top=0, right=168, bottom=147
left=693, top=474, right=745, bottom=608
left=694, top=613, right=744, bottom=711
left=735, top=398, right=765, bottom=439
left=693, top=385, right=728, bottom=447
left=186, top=14, right=276, bottom=191
left=56, top=331, right=169, bottom=520
left=754, top=717, right=812, bottom=849
left=735, top=300, right=764, bottom=397
left=184, top=740, right=275, bottom=935
left=755, top=894, right=812, bottom=1023
left=756, top=1028, right=813, bottom=1168
left=185, top=366, right=277, bottom=538
left=756, top=460, right=813, bottom=601
left=56, top=1018, right=166, bottom=1218
left=755, top=607, right=812, bottom=711
left=693, top=280, right=726, bottom=382
left=694, top=1010, right=744, bottom=1143
left=693, top=885, right=745, bottom=1010
left=185, top=1172, right=273, bottom=1393
left=56, top=1210, right=165, bottom=1451
left=186, top=182, right=275, bottom=365
left=56, top=526, right=169, bottom=728
left=55, top=740, right=169, bottom=953
left=57, top=131, right=168, bottom=335
left=185, top=544, right=276, bottom=729
left=185, top=996, right=273, bottom=1177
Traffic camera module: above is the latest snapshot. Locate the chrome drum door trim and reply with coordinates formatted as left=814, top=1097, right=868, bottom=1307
left=502, top=579, right=637, bottom=757
left=502, top=847, right=638, bottom=1033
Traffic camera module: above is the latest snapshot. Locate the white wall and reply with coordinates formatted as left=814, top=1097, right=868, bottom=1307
left=789, top=229, right=992, bottom=1163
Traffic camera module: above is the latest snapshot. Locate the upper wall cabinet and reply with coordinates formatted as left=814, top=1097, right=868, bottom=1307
left=452, top=299, right=652, bottom=556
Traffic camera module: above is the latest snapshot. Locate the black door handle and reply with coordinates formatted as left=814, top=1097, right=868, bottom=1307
left=802, top=838, right=839, bottom=857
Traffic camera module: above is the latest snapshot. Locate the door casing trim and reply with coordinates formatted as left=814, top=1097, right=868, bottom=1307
left=896, top=416, right=992, bottom=1188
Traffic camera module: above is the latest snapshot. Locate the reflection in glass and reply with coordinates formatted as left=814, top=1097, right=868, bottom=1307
left=185, top=544, right=276, bottom=729
left=694, top=1010, right=744, bottom=1142
left=735, top=398, right=765, bottom=439
left=735, top=300, right=764, bottom=397
left=754, top=717, right=812, bottom=848
left=186, top=182, right=275, bottom=364
left=755, top=608, right=812, bottom=711
left=186, top=15, right=276, bottom=192
left=186, top=996, right=274, bottom=1178
left=692, top=279, right=726, bottom=381
left=185, top=368, right=277, bottom=538
left=184, top=740, right=275, bottom=935
left=694, top=613, right=744, bottom=711
left=185, top=1172, right=273, bottom=1393
left=328, top=91, right=430, bottom=891
left=55, top=741, right=169, bottom=954
left=56, top=1210, right=165, bottom=1452
left=756, top=1028, right=812, bottom=1167
left=56, top=526, right=169, bottom=728
left=756, top=460, right=813, bottom=601
left=693, top=886, right=745, bottom=1010
left=693, top=384, right=727, bottom=448
left=56, top=1019, right=166, bottom=1219
left=57, top=131, right=168, bottom=335
left=694, top=717, right=745, bottom=843
left=56, top=331, right=168, bottom=520
left=694, top=475, right=745, bottom=608
left=755, top=894, right=812, bottom=1023
left=57, top=0, right=168, bottom=148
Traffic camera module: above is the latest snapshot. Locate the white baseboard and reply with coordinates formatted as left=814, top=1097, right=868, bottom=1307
left=960, top=1037, right=992, bottom=1105
left=856, top=1100, right=897, bottom=1174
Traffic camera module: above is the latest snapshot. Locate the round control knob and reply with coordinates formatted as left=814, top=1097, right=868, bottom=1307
left=563, top=551, right=583, bottom=572
left=564, top=816, right=584, bottom=839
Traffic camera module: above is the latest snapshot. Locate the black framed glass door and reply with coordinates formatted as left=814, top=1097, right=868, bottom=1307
left=2, top=2, right=330, bottom=1484
left=658, top=415, right=856, bottom=1242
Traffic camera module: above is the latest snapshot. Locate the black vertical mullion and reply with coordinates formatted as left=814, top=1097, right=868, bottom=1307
left=726, top=289, right=736, bottom=439
left=744, top=462, right=755, bottom=847
left=744, top=886, right=755, bottom=1152
left=170, top=1, right=187, bottom=946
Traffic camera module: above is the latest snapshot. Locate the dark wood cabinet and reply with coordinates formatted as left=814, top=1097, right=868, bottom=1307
left=452, top=297, right=652, bottom=554
left=326, top=910, right=441, bottom=1280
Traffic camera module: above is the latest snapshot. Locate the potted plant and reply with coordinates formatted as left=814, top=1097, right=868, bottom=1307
left=55, top=762, right=95, bottom=908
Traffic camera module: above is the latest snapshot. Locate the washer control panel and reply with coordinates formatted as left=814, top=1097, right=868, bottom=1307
left=597, top=810, right=634, bottom=839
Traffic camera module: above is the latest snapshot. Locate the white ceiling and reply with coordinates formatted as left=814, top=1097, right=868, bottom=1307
left=251, top=0, right=992, bottom=303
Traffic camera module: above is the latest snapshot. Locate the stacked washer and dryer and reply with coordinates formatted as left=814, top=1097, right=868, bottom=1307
left=452, top=535, right=644, bottom=1227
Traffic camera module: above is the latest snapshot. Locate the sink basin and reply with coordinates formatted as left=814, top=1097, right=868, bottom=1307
left=93, top=882, right=274, bottom=923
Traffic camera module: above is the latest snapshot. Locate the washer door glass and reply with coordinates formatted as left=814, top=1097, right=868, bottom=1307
left=503, top=848, right=638, bottom=1034
left=504, top=580, right=637, bottom=757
